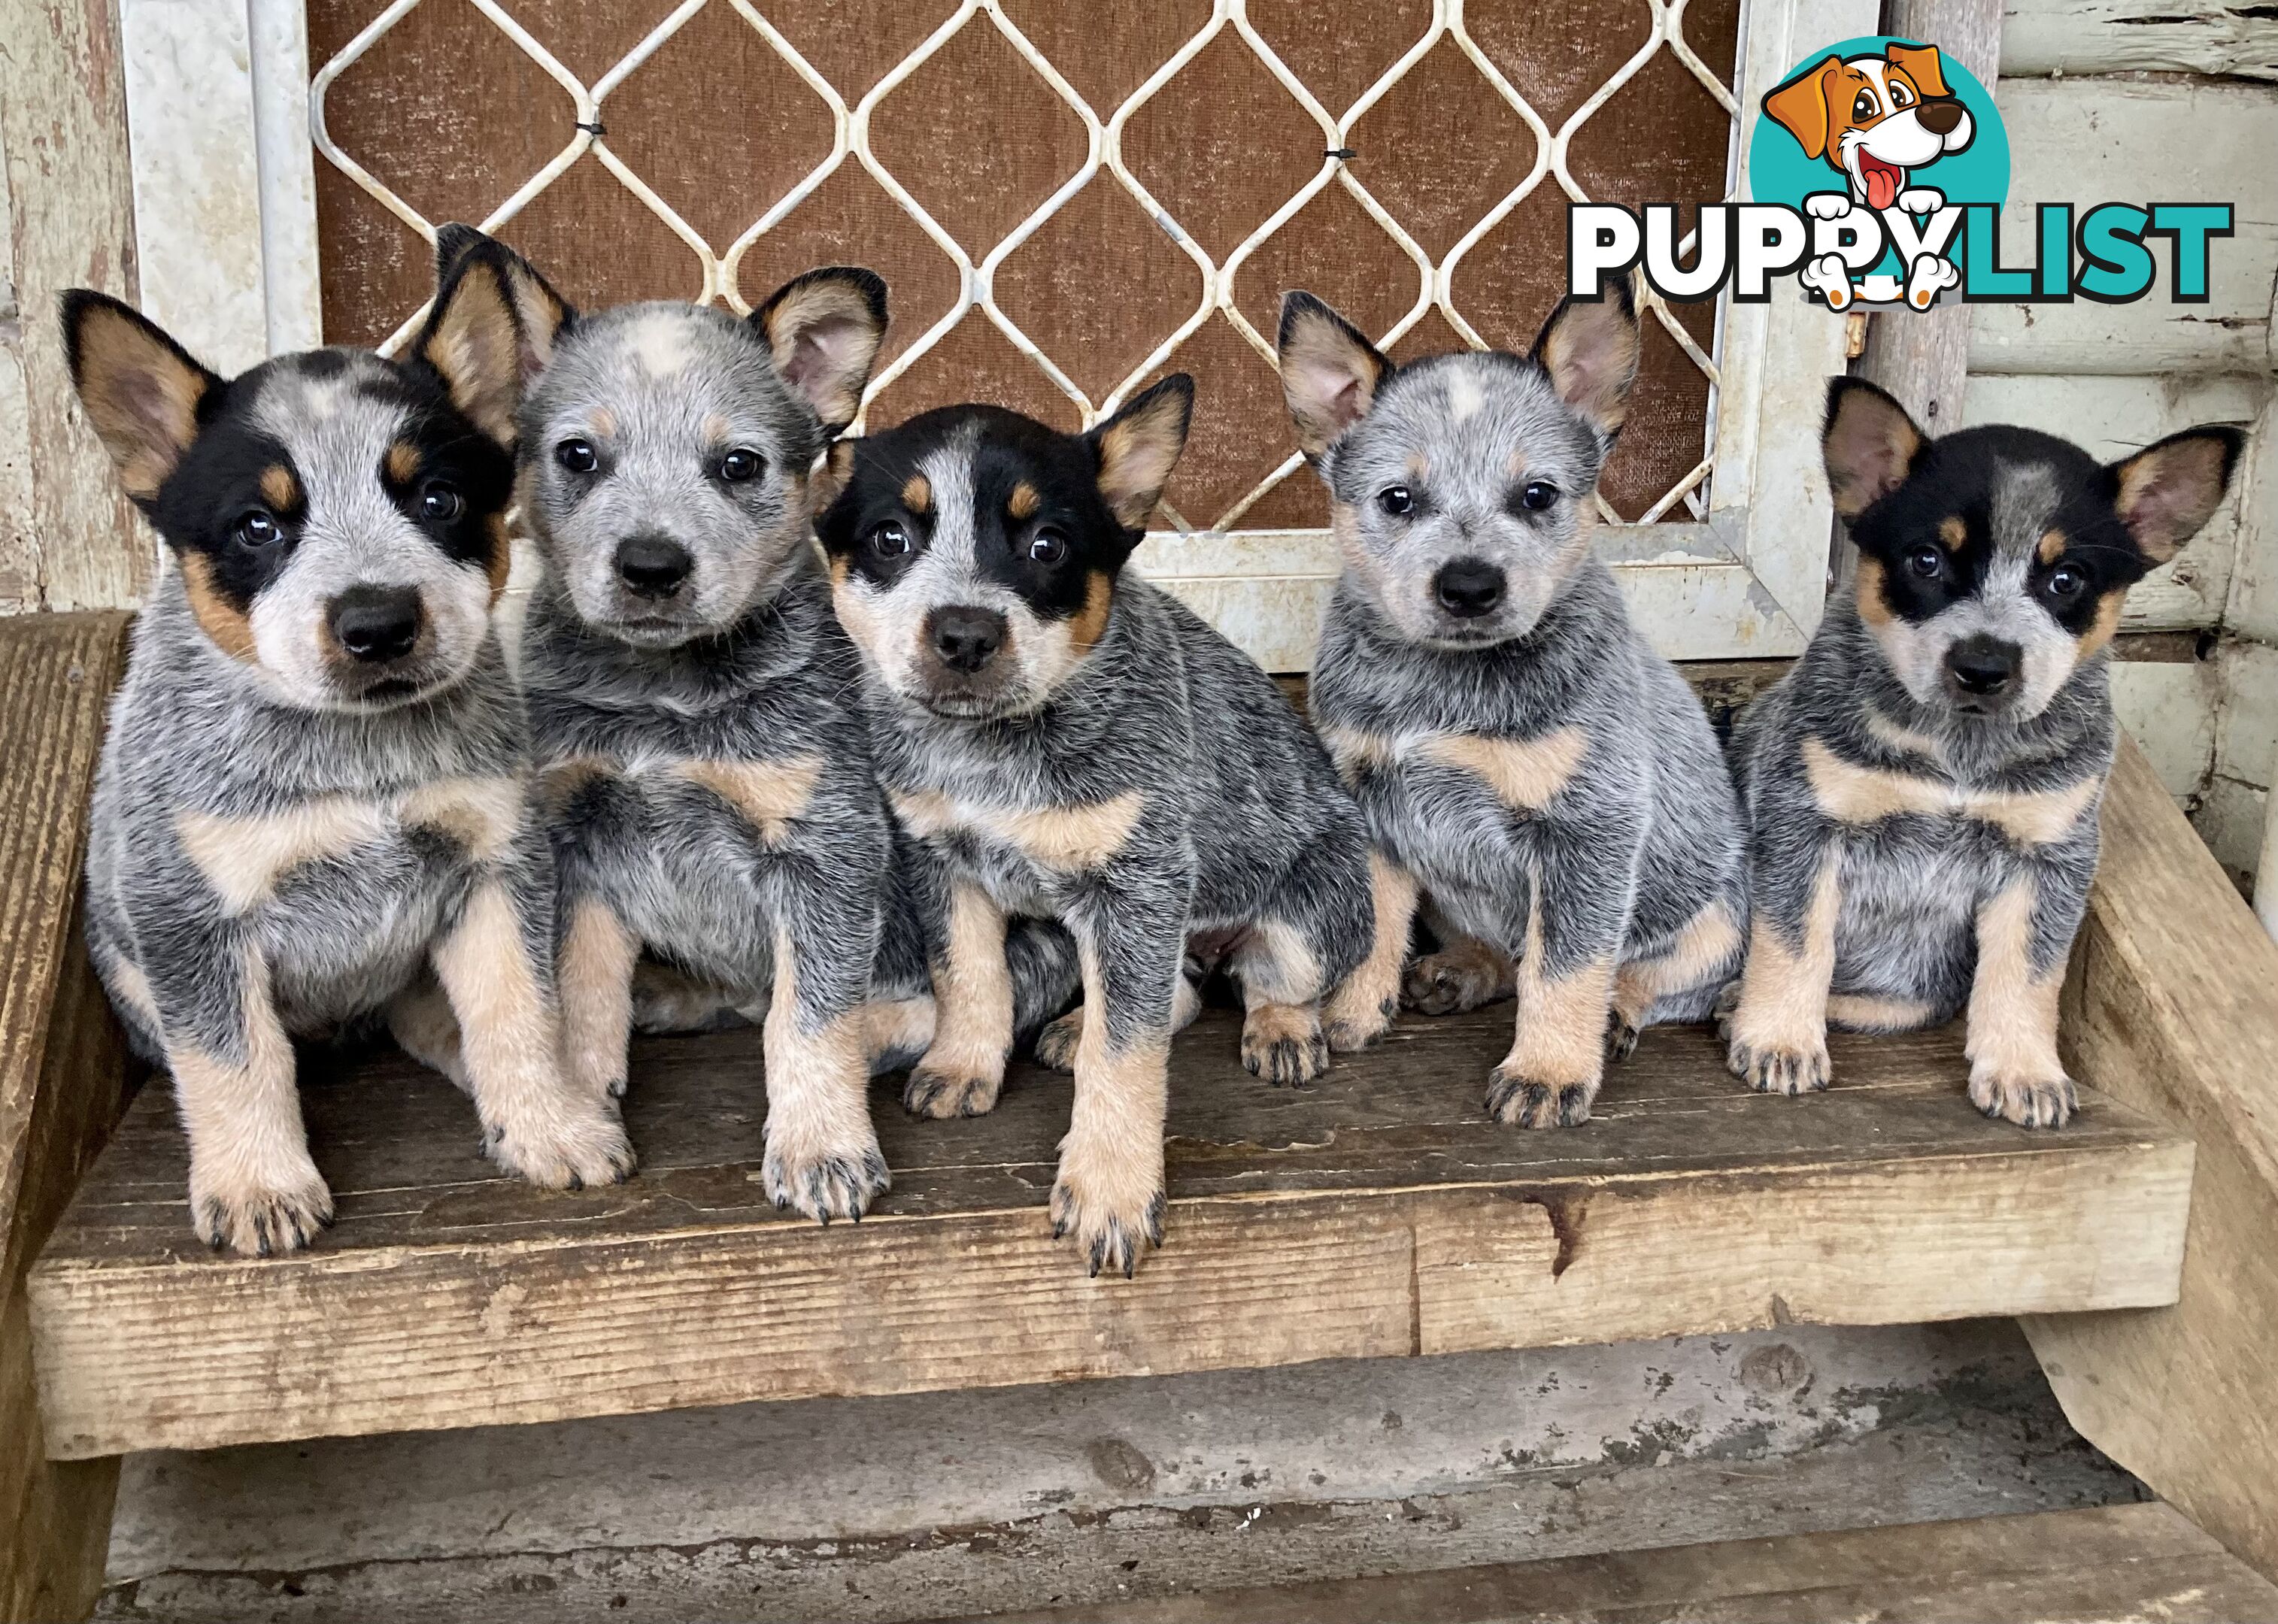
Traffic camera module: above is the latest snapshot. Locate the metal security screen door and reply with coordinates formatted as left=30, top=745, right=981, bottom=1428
left=123, top=0, right=1871, bottom=667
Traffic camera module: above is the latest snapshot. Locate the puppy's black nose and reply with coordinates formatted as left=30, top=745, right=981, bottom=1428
left=1916, top=98, right=1964, bottom=136
left=617, top=535, right=693, bottom=600
left=1434, top=558, right=1506, bottom=619
left=1946, top=635, right=2021, bottom=696
left=929, top=606, right=1007, bottom=674
left=329, top=585, right=423, bottom=663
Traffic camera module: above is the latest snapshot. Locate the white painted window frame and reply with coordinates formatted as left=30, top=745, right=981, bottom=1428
left=123, top=0, right=1872, bottom=668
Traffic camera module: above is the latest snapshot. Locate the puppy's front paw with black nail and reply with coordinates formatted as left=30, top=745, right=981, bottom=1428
left=488, top=1101, right=637, bottom=1190
left=1968, top=1066, right=2076, bottom=1129
left=1241, top=1003, right=1329, bottom=1087
left=1604, top=1007, right=1642, bottom=1064
left=1485, top=1069, right=1598, bottom=1129
left=763, top=1124, right=890, bottom=1223
left=1725, top=1033, right=1830, bottom=1096
left=191, top=1156, right=335, bottom=1257
left=1032, top=1009, right=1083, bottom=1073
left=1321, top=990, right=1395, bottom=1054
left=1049, top=1138, right=1164, bottom=1277
left=903, top=1063, right=1003, bottom=1118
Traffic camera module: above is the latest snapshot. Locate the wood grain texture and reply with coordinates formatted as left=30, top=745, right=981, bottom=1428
left=2025, top=735, right=2278, bottom=1583
left=2003, top=0, right=2278, bottom=80
left=30, top=995, right=2189, bottom=1459
left=0, top=0, right=148, bottom=612
left=978, top=1501, right=2278, bottom=1623
left=0, top=614, right=131, bottom=1624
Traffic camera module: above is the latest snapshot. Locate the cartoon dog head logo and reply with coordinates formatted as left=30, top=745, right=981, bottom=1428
left=1763, top=43, right=1974, bottom=212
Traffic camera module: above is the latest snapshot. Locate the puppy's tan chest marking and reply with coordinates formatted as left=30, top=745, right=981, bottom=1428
left=890, top=786, right=1147, bottom=873
left=1801, top=737, right=2097, bottom=846
left=1323, top=724, right=1589, bottom=811
left=676, top=754, right=825, bottom=843
left=177, top=775, right=532, bottom=914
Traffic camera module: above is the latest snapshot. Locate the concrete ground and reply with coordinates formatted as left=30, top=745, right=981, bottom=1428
left=99, top=1319, right=2140, bottom=1622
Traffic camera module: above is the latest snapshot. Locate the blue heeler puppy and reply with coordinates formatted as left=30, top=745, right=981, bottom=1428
left=62, top=264, right=633, bottom=1255
left=1723, top=378, right=2241, bottom=1126
left=1276, top=283, right=1749, bottom=1130
left=814, top=382, right=1379, bottom=1275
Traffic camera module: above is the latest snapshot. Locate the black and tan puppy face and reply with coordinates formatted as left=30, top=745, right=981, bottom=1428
left=1825, top=378, right=2242, bottom=720
left=1277, top=285, right=1639, bottom=650
left=514, top=262, right=888, bottom=647
left=817, top=377, right=1193, bottom=720
left=62, top=287, right=520, bottom=712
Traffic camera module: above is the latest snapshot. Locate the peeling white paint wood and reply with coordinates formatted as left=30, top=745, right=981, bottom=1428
left=2003, top=0, right=2278, bottom=81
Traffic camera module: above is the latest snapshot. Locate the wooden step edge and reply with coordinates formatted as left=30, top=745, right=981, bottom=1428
left=959, top=1501, right=2278, bottom=1623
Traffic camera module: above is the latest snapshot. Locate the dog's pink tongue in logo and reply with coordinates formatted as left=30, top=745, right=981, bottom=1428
left=1858, top=152, right=1902, bottom=211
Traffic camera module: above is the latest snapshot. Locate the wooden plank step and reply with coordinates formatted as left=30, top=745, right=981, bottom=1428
left=27, top=1004, right=2190, bottom=1460
left=971, top=1501, right=2278, bottom=1623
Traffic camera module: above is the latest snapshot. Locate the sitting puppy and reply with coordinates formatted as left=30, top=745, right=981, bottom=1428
left=62, top=265, right=632, bottom=1254
left=1724, top=379, right=2241, bottom=1126
left=817, top=381, right=1377, bottom=1274
left=1278, top=283, right=1749, bottom=1129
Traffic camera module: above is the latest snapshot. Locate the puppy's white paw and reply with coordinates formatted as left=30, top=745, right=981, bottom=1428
left=763, top=1129, right=890, bottom=1223
left=191, top=1153, right=335, bottom=1256
left=1968, top=1066, right=2076, bottom=1129
left=1799, top=253, right=1855, bottom=310
left=488, top=1101, right=637, bottom=1190
left=1486, top=1069, right=1599, bottom=1129
left=904, top=1062, right=1005, bottom=1117
left=1805, top=192, right=1855, bottom=221
left=1050, top=1134, right=1166, bottom=1278
left=1906, top=253, right=1961, bottom=310
left=1725, top=1032, right=1831, bottom=1096
left=1242, top=1003, right=1330, bottom=1088
left=1896, top=186, right=1946, bottom=216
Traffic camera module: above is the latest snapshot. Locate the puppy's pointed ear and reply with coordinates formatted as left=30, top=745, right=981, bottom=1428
left=1534, top=272, right=1641, bottom=438
left=1764, top=55, right=1842, bottom=160
left=2110, top=426, right=2243, bottom=564
left=1276, top=292, right=1391, bottom=460
left=60, top=289, right=223, bottom=506
left=413, top=227, right=573, bottom=450
left=1885, top=42, right=1951, bottom=100
left=1821, top=377, right=1925, bottom=520
left=1088, top=374, right=1194, bottom=530
left=751, top=267, right=888, bottom=436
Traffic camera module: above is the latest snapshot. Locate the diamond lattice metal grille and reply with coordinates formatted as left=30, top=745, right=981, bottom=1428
left=308, top=0, right=1743, bottom=532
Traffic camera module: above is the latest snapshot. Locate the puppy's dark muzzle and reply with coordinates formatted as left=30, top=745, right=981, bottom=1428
left=1944, top=634, right=2021, bottom=709
left=1433, top=558, right=1506, bottom=620
left=617, top=534, right=693, bottom=601
left=329, top=584, right=423, bottom=665
left=1916, top=98, right=1965, bottom=137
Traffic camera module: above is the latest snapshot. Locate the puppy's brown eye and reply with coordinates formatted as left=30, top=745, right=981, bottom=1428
left=235, top=511, right=282, bottom=549
left=1889, top=82, right=1912, bottom=107
left=1853, top=90, right=1877, bottom=120
left=1027, top=528, right=1067, bottom=565
left=420, top=483, right=462, bottom=523
left=1906, top=545, right=1945, bottom=579
left=2045, top=563, right=2088, bottom=598
left=557, top=438, right=599, bottom=474
left=719, top=448, right=763, bottom=483
left=1379, top=486, right=1414, bottom=517
left=1520, top=481, right=1558, bottom=511
left=868, top=520, right=912, bottom=558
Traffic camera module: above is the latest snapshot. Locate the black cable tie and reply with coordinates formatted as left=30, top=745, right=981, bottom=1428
left=1326, top=147, right=1356, bottom=161
left=576, top=118, right=607, bottom=137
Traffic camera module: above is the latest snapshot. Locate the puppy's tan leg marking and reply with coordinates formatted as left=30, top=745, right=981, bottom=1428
left=1324, top=853, right=1418, bottom=1050
left=863, top=995, right=937, bottom=1066
left=1036, top=977, right=1197, bottom=1074
left=560, top=895, right=639, bottom=1100
left=761, top=926, right=888, bottom=1222
left=1825, top=992, right=1936, bottom=1032
left=387, top=974, right=469, bottom=1091
left=399, top=774, right=525, bottom=862
left=1724, top=856, right=1842, bottom=1097
left=173, top=942, right=332, bottom=1256
left=1051, top=938, right=1172, bottom=1277
left=1964, top=880, right=2075, bottom=1129
left=1420, top=726, right=1589, bottom=811
left=435, top=879, right=635, bottom=1189
left=105, top=954, right=161, bottom=1030
left=174, top=798, right=393, bottom=916
left=1803, top=738, right=2099, bottom=847
left=678, top=754, right=825, bottom=844
left=1406, top=934, right=1517, bottom=1017
left=906, top=878, right=1014, bottom=1118
left=1488, top=901, right=1615, bottom=1129
left=1608, top=900, right=1744, bottom=1059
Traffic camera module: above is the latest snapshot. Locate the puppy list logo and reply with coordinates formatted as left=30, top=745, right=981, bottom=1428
left=1567, top=35, right=2232, bottom=311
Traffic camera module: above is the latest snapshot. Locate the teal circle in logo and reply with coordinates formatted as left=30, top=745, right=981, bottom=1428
left=1749, top=35, right=2008, bottom=236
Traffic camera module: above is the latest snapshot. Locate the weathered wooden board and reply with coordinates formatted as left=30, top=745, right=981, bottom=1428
left=30, top=988, right=2189, bottom=1459
left=2025, top=737, right=2278, bottom=1584
left=1970, top=80, right=2278, bottom=377
left=0, top=614, right=132, bottom=1624
left=978, top=1501, right=2278, bottom=1623
left=2004, top=0, right=2278, bottom=80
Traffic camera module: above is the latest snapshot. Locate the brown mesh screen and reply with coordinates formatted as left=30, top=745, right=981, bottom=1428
left=311, top=1, right=1740, bottom=526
